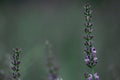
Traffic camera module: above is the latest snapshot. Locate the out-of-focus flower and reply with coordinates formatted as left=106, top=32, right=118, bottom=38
left=46, top=41, right=61, bottom=80
left=88, top=74, right=92, bottom=80
left=93, top=57, right=98, bottom=62
left=85, top=56, right=90, bottom=64
left=91, top=47, right=96, bottom=54
left=94, top=73, right=99, bottom=80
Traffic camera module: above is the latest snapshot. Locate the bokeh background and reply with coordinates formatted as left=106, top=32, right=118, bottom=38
left=0, top=0, right=120, bottom=80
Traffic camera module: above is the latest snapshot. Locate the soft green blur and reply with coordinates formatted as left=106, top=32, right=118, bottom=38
left=0, top=0, right=120, bottom=80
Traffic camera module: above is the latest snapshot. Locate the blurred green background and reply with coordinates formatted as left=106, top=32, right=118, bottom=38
left=0, top=0, right=120, bottom=80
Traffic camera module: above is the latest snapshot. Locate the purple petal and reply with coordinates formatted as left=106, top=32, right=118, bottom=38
left=93, top=57, right=98, bottom=62
left=88, top=74, right=92, bottom=80
left=94, top=73, right=99, bottom=80
left=85, top=56, right=90, bottom=64
left=91, top=47, right=96, bottom=54
left=49, top=74, right=54, bottom=80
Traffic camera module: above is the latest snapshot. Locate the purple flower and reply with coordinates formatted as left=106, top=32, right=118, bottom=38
left=91, top=47, right=96, bottom=54
left=88, top=74, right=92, bottom=80
left=94, top=73, right=99, bottom=80
left=55, top=77, right=62, bottom=80
left=93, top=57, right=98, bottom=62
left=85, top=56, right=90, bottom=64
left=49, top=74, right=54, bottom=80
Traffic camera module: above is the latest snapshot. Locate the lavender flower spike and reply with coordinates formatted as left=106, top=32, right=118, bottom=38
left=83, top=3, right=99, bottom=80
left=45, top=41, right=62, bottom=80
left=11, top=48, right=21, bottom=80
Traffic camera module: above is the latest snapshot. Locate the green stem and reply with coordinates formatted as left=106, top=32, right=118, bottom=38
left=92, top=68, right=95, bottom=80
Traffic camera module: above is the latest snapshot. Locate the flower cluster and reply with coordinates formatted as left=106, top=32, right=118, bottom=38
left=84, top=72, right=99, bottom=80
left=11, top=48, right=21, bottom=80
left=84, top=3, right=99, bottom=80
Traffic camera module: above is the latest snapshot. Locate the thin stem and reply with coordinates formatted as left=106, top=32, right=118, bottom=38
left=92, top=68, right=95, bottom=80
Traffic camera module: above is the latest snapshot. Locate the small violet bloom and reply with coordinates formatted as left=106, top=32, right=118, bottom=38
left=91, top=47, right=96, bottom=54
left=94, top=73, right=99, bottom=80
left=93, top=57, right=98, bottom=62
left=88, top=74, right=92, bottom=80
left=85, top=56, right=90, bottom=64
left=55, top=77, right=63, bottom=80
left=49, top=74, right=54, bottom=80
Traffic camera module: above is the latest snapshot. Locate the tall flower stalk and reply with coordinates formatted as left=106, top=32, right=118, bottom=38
left=45, top=41, right=62, bottom=80
left=11, top=48, right=21, bottom=80
left=83, top=3, right=99, bottom=80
